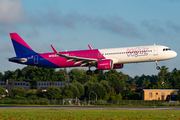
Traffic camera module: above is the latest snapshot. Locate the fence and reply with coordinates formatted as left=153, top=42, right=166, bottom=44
left=0, top=99, right=179, bottom=106
left=94, top=100, right=180, bottom=106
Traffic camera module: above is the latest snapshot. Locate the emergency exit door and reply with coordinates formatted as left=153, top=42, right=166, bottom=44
left=34, top=55, right=38, bottom=64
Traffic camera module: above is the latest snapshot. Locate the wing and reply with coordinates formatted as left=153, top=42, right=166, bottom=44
left=50, top=45, right=98, bottom=66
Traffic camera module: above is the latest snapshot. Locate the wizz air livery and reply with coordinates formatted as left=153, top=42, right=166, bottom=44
left=8, top=33, right=177, bottom=75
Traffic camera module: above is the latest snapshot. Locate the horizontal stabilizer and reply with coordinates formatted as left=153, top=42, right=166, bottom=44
left=7, top=58, right=27, bottom=63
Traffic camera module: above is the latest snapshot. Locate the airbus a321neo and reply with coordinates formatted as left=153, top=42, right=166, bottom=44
left=8, top=33, right=177, bottom=75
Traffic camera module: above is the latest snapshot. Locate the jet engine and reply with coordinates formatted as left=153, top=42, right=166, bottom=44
left=96, top=59, right=113, bottom=70
left=96, top=59, right=124, bottom=70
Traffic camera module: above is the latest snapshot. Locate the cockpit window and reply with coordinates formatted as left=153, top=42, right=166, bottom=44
left=163, top=48, right=171, bottom=51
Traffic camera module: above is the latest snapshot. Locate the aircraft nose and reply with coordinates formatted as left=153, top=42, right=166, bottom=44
left=172, top=51, right=177, bottom=58
left=170, top=51, right=177, bottom=58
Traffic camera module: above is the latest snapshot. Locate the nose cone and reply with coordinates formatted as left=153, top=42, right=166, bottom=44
left=172, top=51, right=177, bottom=58
left=171, top=51, right=177, bottom=58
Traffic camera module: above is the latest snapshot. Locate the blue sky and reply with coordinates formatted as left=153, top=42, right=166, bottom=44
left=0, top=0, right=180, bottom=77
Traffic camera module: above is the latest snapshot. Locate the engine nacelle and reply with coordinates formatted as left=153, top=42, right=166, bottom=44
left=96, top=59, right=113, bottom=70
left=113, top=64, right=124, bottom=69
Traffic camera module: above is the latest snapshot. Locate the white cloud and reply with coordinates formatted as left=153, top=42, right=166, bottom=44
left=0, top=0, right=26, bottom=25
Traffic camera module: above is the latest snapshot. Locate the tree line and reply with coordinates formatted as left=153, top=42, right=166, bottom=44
left=0, top=65, right=180, bottom=100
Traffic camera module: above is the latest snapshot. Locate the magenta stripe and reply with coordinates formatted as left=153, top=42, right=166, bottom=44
left=10, top=33, right=33, bottom=50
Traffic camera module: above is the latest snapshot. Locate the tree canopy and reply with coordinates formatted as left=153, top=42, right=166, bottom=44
left=1, top=65, right=180, bottom=100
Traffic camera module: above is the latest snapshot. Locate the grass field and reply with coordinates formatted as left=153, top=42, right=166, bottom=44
left=0, top=109, right=180, bottom=120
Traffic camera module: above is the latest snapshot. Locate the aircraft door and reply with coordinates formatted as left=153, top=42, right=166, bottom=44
left=34, top=55, right=38, bottom=64
left=153, top=47, right=158, bottom=55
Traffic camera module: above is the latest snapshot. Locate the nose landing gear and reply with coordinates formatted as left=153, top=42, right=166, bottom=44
left=155, top=61, right=160, bottom=70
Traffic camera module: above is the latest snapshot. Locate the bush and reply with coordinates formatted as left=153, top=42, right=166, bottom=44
left=0, top=87, right=6, bottom=97
left=10, top=87, right=26, bottom=98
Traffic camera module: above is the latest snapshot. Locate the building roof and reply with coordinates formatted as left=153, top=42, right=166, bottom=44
left=143, top=89, right=179, bottom=91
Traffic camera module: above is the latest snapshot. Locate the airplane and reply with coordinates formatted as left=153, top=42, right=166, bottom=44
left=8, top=33, right=177, bottom=75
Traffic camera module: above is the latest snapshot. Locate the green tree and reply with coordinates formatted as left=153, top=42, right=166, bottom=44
left=100, top=80, right=110, bottom=92
left=142, top=78, right=151, bottom=87
left=36, top=89, right=45, bottom=98
left=89, top=83, right=106, bottom=99
left=153, top=81, right=162, bottom=89
left=0, top=87, right=6, bottom=97
left=11, top=87, right=27, bottom=98
left=109, top=93, right=116, bottom=101
left=103, top=92, right=110, bottom=101
left=157, top=66, right=170, bottom=88
left=105, top=70, right=126, bottom=93
left=63, top=68, right=70, bottom=82
left=83, top=81, right=94, bottom=98
left=120, top=90, right=131, bottom=100
left=45, top=86, right=62, bottom=100
left=26, top=89, right=37, bottom=99
left=62, top=90, right=73, bottom=98
left=0, top=72, right=4, bottom=81
left=98, top=70, right=105, bottom=82
left=116, top=93, right=122, bottom=101
left=62, top=83, right=79, bottom=98
left=73, top=81, right=84, bottom=97
left=4, top=70, right=13, bottom=81
left=68, top=69, right=85, bottom=83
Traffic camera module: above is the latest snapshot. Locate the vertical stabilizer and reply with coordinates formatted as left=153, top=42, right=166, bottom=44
left=10, top=33, right=36, bottom=56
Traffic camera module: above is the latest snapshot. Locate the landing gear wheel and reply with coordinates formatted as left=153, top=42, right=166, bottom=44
left=94, top=69, right=100, bottom=74
left=156, top=66, right=160, bottom=70
left=87, top=70, right=92, bottom=75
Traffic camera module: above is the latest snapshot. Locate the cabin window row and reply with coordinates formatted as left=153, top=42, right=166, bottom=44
left=105, top=50, right=152, bottom=55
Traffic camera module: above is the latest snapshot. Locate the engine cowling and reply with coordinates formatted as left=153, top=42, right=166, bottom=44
left=113, top=64, right=124, bottom=69
left=96, top=59, right=113, bottom=70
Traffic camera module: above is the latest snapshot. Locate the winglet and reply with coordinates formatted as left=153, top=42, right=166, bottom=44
left=88, top=45, right=93, bottom=50
left=50, top=45, right=58, bottom=54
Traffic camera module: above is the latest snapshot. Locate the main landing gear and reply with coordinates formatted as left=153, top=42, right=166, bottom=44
left=155, top=61, right=160, bottom=70
left=86, top=69, right=100, bottom=75
left=86, top=66, right=100, bottom=75
left=86, top=70, right=92, bottom=75
left=94, top=69, right=100, bottom=74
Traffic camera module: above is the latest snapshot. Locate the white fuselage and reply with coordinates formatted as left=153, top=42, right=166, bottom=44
left=99, top=45, right=177, bottom=64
